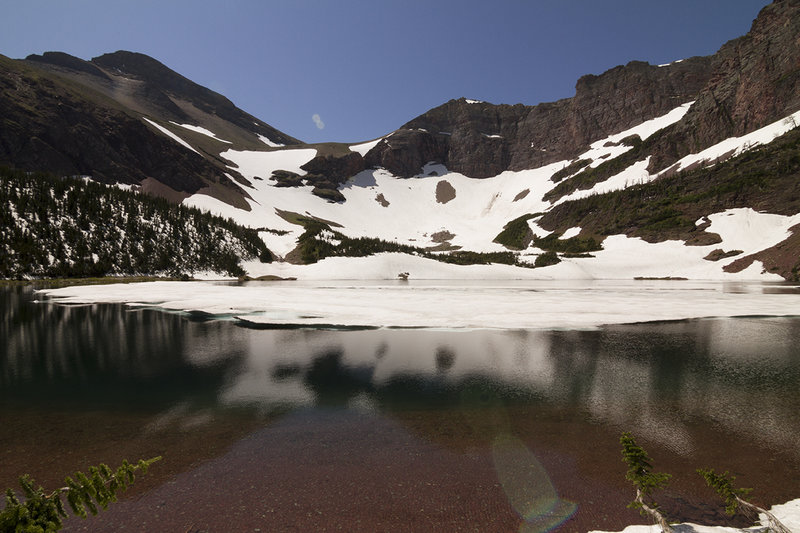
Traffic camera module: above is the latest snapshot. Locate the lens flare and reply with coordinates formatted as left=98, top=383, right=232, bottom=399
left=492, top=434, right=577, bottom=532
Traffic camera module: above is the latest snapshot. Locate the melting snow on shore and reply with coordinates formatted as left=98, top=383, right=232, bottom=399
left=589, top=498, right=800, bottom=532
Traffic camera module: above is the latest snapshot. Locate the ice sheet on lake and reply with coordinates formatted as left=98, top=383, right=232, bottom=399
left=39, top=279, right=800, bottom=330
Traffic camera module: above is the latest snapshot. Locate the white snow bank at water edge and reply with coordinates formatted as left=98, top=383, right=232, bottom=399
left=238, top=207, right=791, bottom=281
left=706, top=208, right=800, bottom=254
left=539, top=207, right=800, bottom=281
left=38, top=279, right=800, bottom=330
left=590, top=498, right=800, bottom=533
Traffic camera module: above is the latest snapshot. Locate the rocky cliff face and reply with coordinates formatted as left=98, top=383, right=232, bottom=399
left=364, top=2, right=800, bottom=180
left=648, top=0, right=800, bottom=171
left=363, top=57, right=712, bottom=178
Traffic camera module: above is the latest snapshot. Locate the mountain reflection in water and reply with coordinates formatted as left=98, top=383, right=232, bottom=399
left=1, top=286, right=799, bottom=531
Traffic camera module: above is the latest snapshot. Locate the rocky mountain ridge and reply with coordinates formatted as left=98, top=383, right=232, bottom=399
left=2, top=2, right=797, bottom=200
left=356, top=1, right=800, bottom=182
left=2, top=0, right=800, bottom=281
left=364, top=57, right=712, bottom=178
left=0, top=50, right=300, bottom=208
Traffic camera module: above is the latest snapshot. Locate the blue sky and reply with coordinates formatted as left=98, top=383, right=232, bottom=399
left=0, top=0, right=770, bottom=144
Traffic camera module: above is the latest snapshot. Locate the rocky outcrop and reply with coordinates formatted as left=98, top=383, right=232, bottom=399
left=296, top=152, right=366, bottom=202
left=300, top=152, right=366, bottom=185
left=26, top=51, right=111, bottom=81
left=365, top=57, right=712, bottom=178
left=363, top=129, right=450, bottom=177
left=0, top=55, right=220, bottom=193
left=647, top=0, right=800, bottom=172
left=364, top=2, right=800, bottom=180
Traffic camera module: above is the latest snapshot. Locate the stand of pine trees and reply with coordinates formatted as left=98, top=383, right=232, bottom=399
left=0, top=167, right=273, bottom=278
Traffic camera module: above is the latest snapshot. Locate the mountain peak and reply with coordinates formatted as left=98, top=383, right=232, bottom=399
left=91, top=50, right=195, bottom=90
left=25, top=51, right=111, bottom=80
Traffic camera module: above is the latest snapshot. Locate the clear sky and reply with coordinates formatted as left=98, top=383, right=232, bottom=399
left=0, top=0, right=771, bottom=144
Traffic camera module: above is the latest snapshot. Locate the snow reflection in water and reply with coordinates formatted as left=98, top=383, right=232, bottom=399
left=3, top=285, right=800, bottom=531
left=202, top=322, right=800, bottom=461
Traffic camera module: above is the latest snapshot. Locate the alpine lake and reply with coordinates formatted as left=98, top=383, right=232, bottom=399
left=2, top=282, right=799, bottom=532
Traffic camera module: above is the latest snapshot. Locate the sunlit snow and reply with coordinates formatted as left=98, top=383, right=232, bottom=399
left=39, top=279, right=800, bottom=330
left=657, top=58, right=686, bottom=68
left=142, top=117, right=200, bottom=154
left=561, top=226, right=581, bottom=239
left=170, top=122, right=232, bottom=143
left=573, top=101, right=694, bottom=171
left=257, top=134, right=285, bottom=148
left=707, top=208, right=800, bottom=254
left=590, top=498, right=800, bottom=533
left=220, top=146, right=317, bottom=182
left=662, top=109, right=800, bottom=175
left=555, top=158, right=652, bottom=204
left=554, top=107, right=800, bottom=207
left=177, top=103, right=800, bottom=282
left=349, top=138, right=383, bottom=155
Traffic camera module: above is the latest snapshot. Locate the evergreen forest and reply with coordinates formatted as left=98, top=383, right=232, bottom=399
left=0, top=167, right=273, bottom=279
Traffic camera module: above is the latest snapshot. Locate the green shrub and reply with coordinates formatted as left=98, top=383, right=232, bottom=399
left=533, top=233, right=602, bottom=254
left=534, top=251, right=560, bottom=267
left=550, top=159, right=591, bottom=183
left=0, top=167, right=272, bottom=278
left=493, top=214, right=539, bottom=249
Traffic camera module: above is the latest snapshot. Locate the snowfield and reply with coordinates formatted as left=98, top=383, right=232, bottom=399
left=258, top=134, right=285, bottom=148
left=44, top=91, right=800, bottom=533
left=175, top=103, right=800, bottom=282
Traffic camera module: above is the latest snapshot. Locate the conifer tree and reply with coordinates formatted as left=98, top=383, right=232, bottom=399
left=0, top=457, right=160, bottom=533
left=619, top=432, right=673, bottom=533
left=698, top=468, right=790, bottom=533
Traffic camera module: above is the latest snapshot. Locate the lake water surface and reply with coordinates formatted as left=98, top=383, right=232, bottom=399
left=1, top=284, right=799, bottom=532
